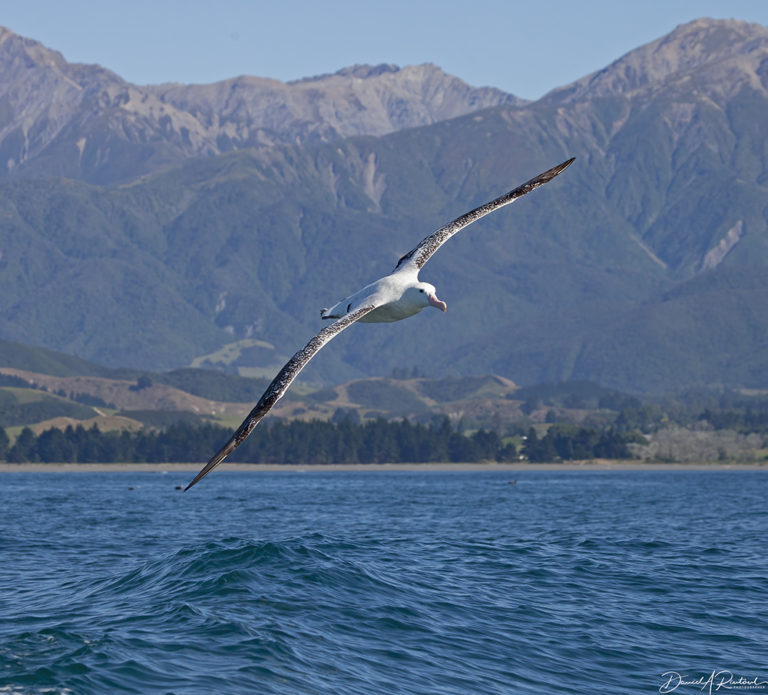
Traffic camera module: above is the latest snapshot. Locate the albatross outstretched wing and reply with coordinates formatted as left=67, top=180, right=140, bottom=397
left=185, top=304, right=377, bottom=490
left=393, top=157, right=575, bottom=273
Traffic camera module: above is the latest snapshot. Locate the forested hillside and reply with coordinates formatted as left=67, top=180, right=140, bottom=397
left=0, top=19, right=767, bottom=393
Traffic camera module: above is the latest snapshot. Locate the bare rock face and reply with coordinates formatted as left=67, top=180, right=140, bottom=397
left=0, top=27, right=523, bottom=183
left=544, top=18, right=768, bottom=102
left=148, top=63, right=524, bottom=143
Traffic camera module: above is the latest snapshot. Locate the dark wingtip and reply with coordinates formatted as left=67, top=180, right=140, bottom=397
left=183, top=476, right=200, bottom=492
left=530, top=156, right=575, bottom=189
left=552, top=156, right=575, bottom=176
left=183, top=451, right=228, bottom=491
left=183, top=470, right=207, bottom=492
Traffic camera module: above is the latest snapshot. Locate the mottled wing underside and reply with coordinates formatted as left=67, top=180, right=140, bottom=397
left=394, top=157, right=575, bottom=272
left=185, top=305, right=377, bottom=491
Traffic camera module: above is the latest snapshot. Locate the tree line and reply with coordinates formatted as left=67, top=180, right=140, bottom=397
left=522, top=424, right=639, bottom=462
left=1, top=418, right=516, bottom=464
left=0, top=417, right=639, bottom=464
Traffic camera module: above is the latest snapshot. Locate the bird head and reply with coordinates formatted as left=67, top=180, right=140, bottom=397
left=411, top=282, right=447, bottom=312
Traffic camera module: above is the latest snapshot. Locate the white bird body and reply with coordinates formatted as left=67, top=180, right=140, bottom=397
left=185, top=157, right=575, bottom=490
left=321, top=271, right=445, bottom=323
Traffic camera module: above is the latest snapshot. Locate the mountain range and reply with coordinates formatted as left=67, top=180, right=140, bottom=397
left=0, top=18, right=767, bottom=394
left=0, top=26, right=521, bottom=184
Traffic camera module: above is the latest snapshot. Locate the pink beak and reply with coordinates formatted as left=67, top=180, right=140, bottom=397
left=428, top=293, right=447, bottom=312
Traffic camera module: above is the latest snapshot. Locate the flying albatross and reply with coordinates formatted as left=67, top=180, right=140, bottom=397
left=185, top=156, right=574, bottom=490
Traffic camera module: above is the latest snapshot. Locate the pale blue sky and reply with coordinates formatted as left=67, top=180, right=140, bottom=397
left=3, top=1, right=767, bottom=99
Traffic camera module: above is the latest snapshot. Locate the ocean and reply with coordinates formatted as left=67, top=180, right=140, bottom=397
left=1, top=469, right=766, bottom=694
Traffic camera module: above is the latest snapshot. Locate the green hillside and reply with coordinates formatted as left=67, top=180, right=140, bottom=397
left=0, top=339, right=114, bottom=378
left=0, top=20, right=767, bottom=392
left=0, top=387, right=96, bottom=426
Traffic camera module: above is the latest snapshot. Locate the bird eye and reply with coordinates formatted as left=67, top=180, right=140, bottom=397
left=419, top=289, right=424, bottom=293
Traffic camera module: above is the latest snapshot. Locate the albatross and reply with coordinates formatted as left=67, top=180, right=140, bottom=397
left=185, top=156, right=574, bottom=490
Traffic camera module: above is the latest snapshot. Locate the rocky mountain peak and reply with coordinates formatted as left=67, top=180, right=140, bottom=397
left=0, top=25, right=64, bottom=69
left=0, top=28, right=524, bottom=183
left=305, top=63, right=402, bottom=81
left=546, top=17, right=768, bottom=102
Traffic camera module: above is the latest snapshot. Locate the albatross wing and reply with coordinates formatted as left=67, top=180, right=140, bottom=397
left=393, top=157, right=575, bottom=273
left=185, top=304, right=377, bottom=490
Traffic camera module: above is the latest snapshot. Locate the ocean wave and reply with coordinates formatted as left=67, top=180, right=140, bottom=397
left=2, top=470, right=767, bottom=694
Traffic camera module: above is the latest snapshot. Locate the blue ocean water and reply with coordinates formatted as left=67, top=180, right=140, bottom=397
left=1, top=469, right=767, bottom=694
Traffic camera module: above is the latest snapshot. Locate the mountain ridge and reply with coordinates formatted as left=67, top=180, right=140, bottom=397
left=544, top=18, right=768, bottom=102
left=0, top=18, right=767, bottom=392
left=0, top=25, right=522, bottom=184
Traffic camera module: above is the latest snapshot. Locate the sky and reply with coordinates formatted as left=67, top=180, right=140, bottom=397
left=3, top=1, right=768, bottom=100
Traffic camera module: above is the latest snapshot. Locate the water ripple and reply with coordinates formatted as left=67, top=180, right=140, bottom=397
left=1, top=470, right=767, bottom=694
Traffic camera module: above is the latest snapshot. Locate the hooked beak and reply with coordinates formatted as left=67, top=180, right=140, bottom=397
left=428, top=293, right=447, bottom=312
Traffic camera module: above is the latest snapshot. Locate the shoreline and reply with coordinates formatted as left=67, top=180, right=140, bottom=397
left=0, top=461, right=766, bottom=473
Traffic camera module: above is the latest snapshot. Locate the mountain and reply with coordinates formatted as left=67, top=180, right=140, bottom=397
left=1, top=18, right=767, bottom=393
left=545, top=18, right=768, bottom=102
left=0, top=27, right=522, bottom=184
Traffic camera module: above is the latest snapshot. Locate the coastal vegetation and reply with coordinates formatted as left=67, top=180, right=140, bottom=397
left=3, top=403, right=766, bottom=465
left=1, top=418, right=523, bottom=465
left=0, top=415, right=650, bottom=465
left=2, top=344, right=767, bottom=465
left=1, top=359, right=768, bottom=464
